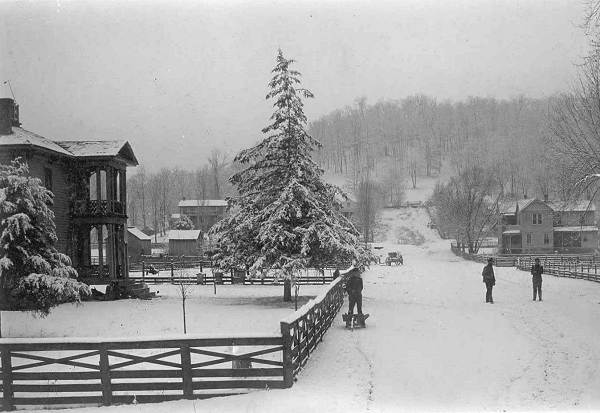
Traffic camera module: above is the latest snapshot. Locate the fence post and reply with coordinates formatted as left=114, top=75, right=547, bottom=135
left=280, top=322, right=294, bottom=388
left=99, top=345, right=112, bottom=406
left=1, top=348, right=14, bottom=411
left=180, top=344, right=193, bottom=398
left=171, top=259, right=174, bottom=283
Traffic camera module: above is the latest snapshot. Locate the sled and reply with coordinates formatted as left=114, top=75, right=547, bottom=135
left=342, top=313, right=369, bottom=329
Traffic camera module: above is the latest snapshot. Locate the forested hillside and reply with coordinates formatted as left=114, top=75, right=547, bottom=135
left=309, top=95, right=574, bottom=202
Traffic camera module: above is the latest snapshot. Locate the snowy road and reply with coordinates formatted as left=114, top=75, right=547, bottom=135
left=34, top=208, right=600, bottom=412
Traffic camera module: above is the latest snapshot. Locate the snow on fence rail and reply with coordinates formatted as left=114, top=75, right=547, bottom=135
left=0, top=277, right=349, bottom=410
left=280, top=276, right=346, bottom=380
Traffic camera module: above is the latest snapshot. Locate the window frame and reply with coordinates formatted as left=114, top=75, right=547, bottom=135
left=44, top=167, right=53, bottom=192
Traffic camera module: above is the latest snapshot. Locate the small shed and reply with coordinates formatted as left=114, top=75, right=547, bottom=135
left=168, top=230, right=202, bottom=256
left=127, top=227, right=152, bottom=258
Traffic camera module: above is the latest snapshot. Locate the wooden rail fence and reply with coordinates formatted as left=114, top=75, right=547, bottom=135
left=0, top=336, right=285, bottom=410
left=515, top=257, right=600, bottom=283
left=450, top=245, right=597, bottom=269
left=280, top=277, right=346, bottom=378
left=1, top=275, right=349, bottom=410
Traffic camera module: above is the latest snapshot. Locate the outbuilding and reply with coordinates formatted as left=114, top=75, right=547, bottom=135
left=127, top=227, right=152, bottom=259
left=168, top=230, right=202, bottom=256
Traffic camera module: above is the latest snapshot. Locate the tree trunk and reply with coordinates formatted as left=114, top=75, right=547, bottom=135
left=182, top=298, right=187, bottom=334
left=283, top=279, right=292, bottom=302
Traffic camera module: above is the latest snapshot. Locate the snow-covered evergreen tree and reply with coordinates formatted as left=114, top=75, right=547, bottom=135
left=0, top=158, right=90, bottom=315
left=210, top=50, right=370, bottom=301
left=173, top=214, right=194, bottom=230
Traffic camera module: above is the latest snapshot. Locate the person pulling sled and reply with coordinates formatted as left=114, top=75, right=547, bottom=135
left=344, top=267, right=367, bottom=328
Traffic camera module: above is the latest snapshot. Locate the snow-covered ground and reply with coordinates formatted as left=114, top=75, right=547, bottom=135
left=21, top=204, right=600, bottom=413
left=2, top=284, right=323, bottom=338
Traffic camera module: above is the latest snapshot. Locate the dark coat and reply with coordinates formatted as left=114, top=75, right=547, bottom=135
left=346, top=274, right=363, bottom=296
left=482, top=264, right=495, bottom=285
left=531, top=263, right=544, bottom=283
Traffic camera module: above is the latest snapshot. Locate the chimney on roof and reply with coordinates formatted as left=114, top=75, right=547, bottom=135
left=0, top=98, right=20, bottom=135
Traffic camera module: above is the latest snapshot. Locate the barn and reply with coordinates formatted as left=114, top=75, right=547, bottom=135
left=168, top=230, right=202, bottom=256
left=127, top=227, right=152, bottom=259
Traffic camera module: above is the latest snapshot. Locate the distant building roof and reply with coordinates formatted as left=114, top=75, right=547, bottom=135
left=168, top=230, right=202, bottom=240
left=517, top=198, right=538, bottom=212
left=498, top=201, right=517, bottom=215
left=0, top=127, right=72, bottom=156
left=553, top=225, right=598, bottom=232
left=128, top=227, right=152, bottom=241
left=547, top=200, right=596, bottom=213
left=178, top=200, right=228, bottom=208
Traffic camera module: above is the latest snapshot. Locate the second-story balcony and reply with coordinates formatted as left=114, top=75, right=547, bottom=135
left=72, top=200, right=125, bottom=217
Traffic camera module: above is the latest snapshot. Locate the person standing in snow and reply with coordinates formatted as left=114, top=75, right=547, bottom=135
left=345, top=267, right=364, bottom=326
left=531, top=258, right=544, bottom=301
left=482, top=257, right=495, bottom=303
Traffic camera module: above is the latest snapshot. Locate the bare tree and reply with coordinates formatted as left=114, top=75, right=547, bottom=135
left=208, top=149, right=228, bottom=199
left=550, top=55, right=600, bottom=200
left=177, top=277, right=192, bottom=334
left=431, top=166, right=501, bottom=253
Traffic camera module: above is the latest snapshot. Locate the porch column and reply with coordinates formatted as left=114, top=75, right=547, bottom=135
left=107, top=224, right=115, bottom=279
left=95, top=167, right=102, bottom=201
left=97, top=224, right=104, bottom=277
left=120, top=169, right=127, bottom=216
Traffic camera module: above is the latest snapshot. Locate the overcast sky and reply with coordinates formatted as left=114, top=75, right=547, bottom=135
left=0, top=0, right=590, bottom=171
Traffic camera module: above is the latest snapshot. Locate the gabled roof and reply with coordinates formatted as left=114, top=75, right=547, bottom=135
left=168, top=230, right=202, bottom=240
left=0, top=127, right=138, bottom=165
left=178, top=200, right=228, bottom=208
left=127, top=227, right=152, bottom=241
left=517, top=198, right=537, bottom=212
left=547, top=200, right=596, bottom=213
left=0, top=127, right=72, bottom=156
left=57, top=140, right=138, bottom=166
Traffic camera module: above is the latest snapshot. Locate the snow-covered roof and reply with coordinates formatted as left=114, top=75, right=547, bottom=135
left=178, top=199, right=228, bottom=208
left=498, top=201, right=517, bottom=215
left=171, top=213, right=181, bottom=219
left=127, top=227, right=152, bottom=241
left=0, top=127, right=72, bottom=156
left=553, top=226, right=598, bottom=232
left=0, top=127, right=138, bottom=165
left=168, top=230, right=202, bottom=240
left=547, top=200, right=596, bottom=213
left=57, top=140, right=138, bottom=165
left=502, top=229, right=520, bottom=235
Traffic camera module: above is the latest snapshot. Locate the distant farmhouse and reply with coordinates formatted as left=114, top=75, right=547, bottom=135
left=498, top=198, right=598, bottom=254
left=0, top=98, right=138, bottom=281
left=178, top=199, right=228, bottom=232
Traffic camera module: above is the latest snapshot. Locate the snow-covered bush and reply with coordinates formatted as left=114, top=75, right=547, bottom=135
left=0, top=158, right=90, bottom=315
left=173, top=214, right=194, bottom=230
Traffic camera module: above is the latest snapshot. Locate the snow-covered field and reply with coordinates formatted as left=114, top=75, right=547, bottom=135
left=12, top=182, right=600, bottom=412
left=2, top=284, right=323, bottom=338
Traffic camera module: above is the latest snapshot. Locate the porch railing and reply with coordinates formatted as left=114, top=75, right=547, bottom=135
left=71, top=200, right=125, bottom=217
